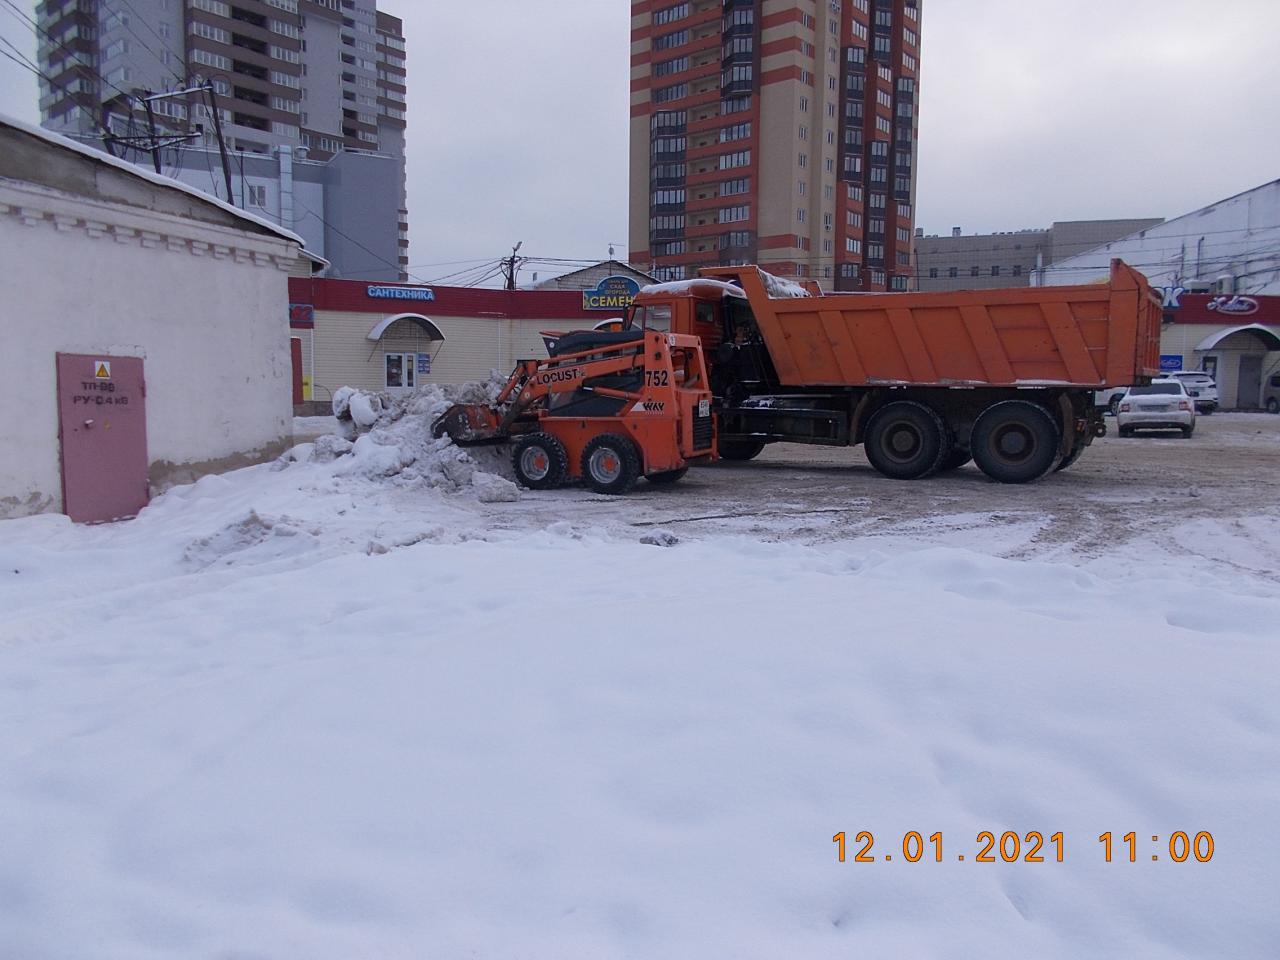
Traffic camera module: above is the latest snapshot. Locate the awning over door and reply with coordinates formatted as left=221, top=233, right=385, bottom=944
left=367, top=313, right=446, bottom=342
left=1195, top=323, right=1280, bottom=351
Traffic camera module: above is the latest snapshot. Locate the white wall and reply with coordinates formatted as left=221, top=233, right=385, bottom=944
left=1037, top=181, right=1280, bottom=294
left=0, top=180, right=301, bottom=519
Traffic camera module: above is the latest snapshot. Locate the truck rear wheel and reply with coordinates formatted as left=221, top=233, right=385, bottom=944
left=582, top=434, right=641, bottom=495
left=1054, top=439, right=1087, bottom=472
left=718, top=438, right=766, bottom=461
left=937, top=446, right=972, bottom=472
left=513, top=433, right=569, bottom=489
left=864, top=401, right=947, bottom=480
left=971, top=401, right=1060, bottom=483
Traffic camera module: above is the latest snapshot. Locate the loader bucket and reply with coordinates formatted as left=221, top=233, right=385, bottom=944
left=431, top=403, right=505, bottom=444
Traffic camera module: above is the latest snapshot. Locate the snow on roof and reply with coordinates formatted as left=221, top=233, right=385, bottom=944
left=0, top=112, right=306, bottom=247
left=639, top=278, right=747, bottom=299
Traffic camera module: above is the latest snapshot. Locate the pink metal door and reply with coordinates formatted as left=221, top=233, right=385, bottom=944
left=56, top=353, right=149, bottom=523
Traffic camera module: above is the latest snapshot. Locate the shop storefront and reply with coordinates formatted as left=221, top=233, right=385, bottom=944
left=1156, top=291, right=1280, bottom=409
left=287, top=277, right=635, bottom=409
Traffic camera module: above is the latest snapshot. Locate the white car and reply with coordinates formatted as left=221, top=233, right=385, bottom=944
left=1164, top=371, right=1219, bottom=414
left=1116, top=379, right=1196, bottom=438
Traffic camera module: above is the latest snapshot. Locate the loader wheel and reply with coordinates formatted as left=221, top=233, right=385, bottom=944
left=864, top=401, right=947, bottom=480
left=646, top=467, right=689, bottom=485
left=971, top=401, right=1060, bottom=484
left=513, top=433, right=568, bottom=490
left=718, top=438, right=766, bottom=461
left=582, top=434, right=641, bottom=495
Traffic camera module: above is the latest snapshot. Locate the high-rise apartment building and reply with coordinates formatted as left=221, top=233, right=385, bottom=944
left=629, top=0, right=921, bottom=291
left=34, top=0, right=409, bottom=278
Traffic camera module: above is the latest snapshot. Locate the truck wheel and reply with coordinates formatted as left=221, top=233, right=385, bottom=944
left=582, top=434, right=641, bottom=494
left=646, top=467, right=689, bottom=485
left=864, top=401, right=947, bottom=480
left=1267, top=398, right=1279, bottom=414
left=937, top=446, right=972, bottom=472
left=971, top=401, right=1061, bottom=483
left=1054, top=440, right=1086, bottom=472
left=718, top=438, right=766, bottom=461
left=513, top=433, right=568, bottom=489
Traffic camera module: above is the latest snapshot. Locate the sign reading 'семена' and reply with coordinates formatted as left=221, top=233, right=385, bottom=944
left=583, top=276, right=641, bottom=311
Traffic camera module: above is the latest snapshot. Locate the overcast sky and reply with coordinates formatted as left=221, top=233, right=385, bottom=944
left=3, top=0, right=1278, bottom=282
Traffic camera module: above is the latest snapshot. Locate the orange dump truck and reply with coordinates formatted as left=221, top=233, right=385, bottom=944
left=626, top=259, right=1162, bottom=482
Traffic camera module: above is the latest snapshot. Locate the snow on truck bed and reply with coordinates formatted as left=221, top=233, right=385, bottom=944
left=0, top=393, right=1277, bottom=958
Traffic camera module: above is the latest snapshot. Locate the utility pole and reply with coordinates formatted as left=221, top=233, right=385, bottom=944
left=140, top=92, right=162, bottom=173
left=503, top=241, right=524, bottom=291
left=204, top=84, right=235, bottom=205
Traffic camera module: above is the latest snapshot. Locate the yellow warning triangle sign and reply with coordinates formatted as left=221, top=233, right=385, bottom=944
left=95, top=363, right=110, bottom=379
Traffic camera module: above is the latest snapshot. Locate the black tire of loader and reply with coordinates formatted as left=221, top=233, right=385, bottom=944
left=513, top=433, right=569, bottom=490
left=646, top=467, right=689, bottom=485
left=581, top=433, right=642, bottom=495
left=971, top=400, right=1061, bottom=484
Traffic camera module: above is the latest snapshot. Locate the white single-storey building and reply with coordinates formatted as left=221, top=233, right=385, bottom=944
left=0, top=115, right=316, bottom=523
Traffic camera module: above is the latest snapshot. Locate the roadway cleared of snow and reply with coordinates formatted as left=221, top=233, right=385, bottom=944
left=1, top=414, right=1278, bottom=958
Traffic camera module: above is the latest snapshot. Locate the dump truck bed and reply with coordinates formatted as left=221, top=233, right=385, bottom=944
left=702, top=260, right=1162, bottom=389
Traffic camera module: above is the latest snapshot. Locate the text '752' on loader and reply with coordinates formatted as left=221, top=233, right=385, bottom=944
left=431, top=328, right=716, bottom=494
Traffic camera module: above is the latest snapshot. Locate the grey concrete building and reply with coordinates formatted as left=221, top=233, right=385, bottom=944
left=915, top=218, right=1164, bottom=291
left=34, top=0, right=408, bottom=279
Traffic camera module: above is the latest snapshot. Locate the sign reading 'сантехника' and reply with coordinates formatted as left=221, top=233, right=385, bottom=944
left=367, top=285, right=436, bottom=302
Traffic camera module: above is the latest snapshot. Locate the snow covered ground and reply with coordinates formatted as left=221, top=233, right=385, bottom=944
left=2, top=416, right=1278, bottom=957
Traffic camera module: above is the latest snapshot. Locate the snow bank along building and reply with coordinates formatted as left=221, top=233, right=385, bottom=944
left=1036, top=180, right=1280, bottom=408
left=0, top=116, right=315, bottom=523
left=287, top=270, right=655, bottom=407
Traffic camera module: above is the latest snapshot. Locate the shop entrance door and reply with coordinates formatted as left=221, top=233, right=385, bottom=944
left=1237, top=354, right=1263, bottom=408
left=384, top=352, right=417, bottom=397
left=56, top=353, right=149, bottom=523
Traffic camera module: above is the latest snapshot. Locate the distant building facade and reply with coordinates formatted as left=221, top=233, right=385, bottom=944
left=915, top=219, right=1163, bottom=292
left=1036, top=180, right=1280, bottom=296
left=35, top=0, right=409, bottom=279
left=628, top=0, right=923, bottom=292
left=1034, top=181, right=1280, bottom=407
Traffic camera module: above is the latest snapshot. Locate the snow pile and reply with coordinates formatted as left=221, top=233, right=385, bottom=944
left=761, top=268, right=813, bottom=298
left=287, top=378, right=519, bottom=500
left=0, top=519, right=1276, bottom=958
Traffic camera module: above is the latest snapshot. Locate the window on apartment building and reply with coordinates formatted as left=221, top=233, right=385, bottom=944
left=246, top=184, right=267, bottom=207
left=1013, top=265, right=1023, bottom=277
left=971, top=266, right=980, bottom=277
left=991, top=266, right=1001, bottom=277
left=949, top=267, right=958, bottom=278
left=653, top=2, right=690, bottom=26
left=846, top=238, right=861, bottom=254
left=796, top=208, right=806, bottom=223
left=929, top=268, right=938, bottom=279
left=798, top=124, right=808, bottom=140
left=799, top=96, right=809, bottom=112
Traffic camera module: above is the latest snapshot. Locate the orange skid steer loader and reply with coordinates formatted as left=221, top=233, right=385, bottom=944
left=432, top=328, right=717, bottom=494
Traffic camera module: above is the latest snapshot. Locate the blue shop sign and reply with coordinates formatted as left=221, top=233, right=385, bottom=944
left=368, top=285, right=436, bottom=302
left=583, top=275, right=641, bottom=311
